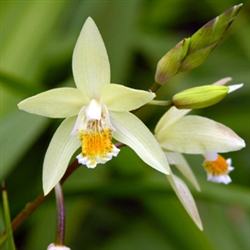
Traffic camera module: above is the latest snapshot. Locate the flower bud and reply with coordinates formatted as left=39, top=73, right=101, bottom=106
left=179, top=4, right=242, bottom=72
left=47, top=243, right=71, bottom=250
left=154, top=4, right=242, bottom=85
left=154, top=38, right=190, bottom=85
left=172, top=85, right=229, bottom=109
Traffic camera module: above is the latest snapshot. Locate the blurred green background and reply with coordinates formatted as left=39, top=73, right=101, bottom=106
left=0, top=1, right=249, bottom=249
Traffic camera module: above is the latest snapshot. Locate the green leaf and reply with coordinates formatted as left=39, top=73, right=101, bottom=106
left=0, top=70, right=44, bottom=96
left=1, top=183, right=16, bottom=250
left=0, top=110, right=49, bottom=181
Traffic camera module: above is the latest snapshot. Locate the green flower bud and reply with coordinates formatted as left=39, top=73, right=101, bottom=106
left=179, top=4, right=243, bottom=72
left=154, top=4, right=243, bottom=86
left=172, top=85, right=229, bottom=109
left=155, top=38, right=190, bottom=85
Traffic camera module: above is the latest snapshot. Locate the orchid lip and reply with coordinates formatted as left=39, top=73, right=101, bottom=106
left=71, top=100, right=119, bottom=168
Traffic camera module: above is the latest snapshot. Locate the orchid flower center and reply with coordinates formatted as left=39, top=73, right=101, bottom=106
left=203, top=154, right=229, bottom=176
left=72, top=99, right=120, bottom=168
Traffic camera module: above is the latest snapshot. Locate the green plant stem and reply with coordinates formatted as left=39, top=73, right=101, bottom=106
left=150, top=81, right=162, bottom=93
left=55, top=183, right=65, bottom=246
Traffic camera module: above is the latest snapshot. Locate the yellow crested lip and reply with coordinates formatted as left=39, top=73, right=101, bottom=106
left=203, top=154, right=231, bottom=176
left=202, top=154, right=234, bottom=184
left=72, top=99, right=120, bottom=168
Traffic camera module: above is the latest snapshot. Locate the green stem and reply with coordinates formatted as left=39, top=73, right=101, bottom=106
left=147, top=100, right=172, bottom=107
left=150, top=81, right=162, bottom=93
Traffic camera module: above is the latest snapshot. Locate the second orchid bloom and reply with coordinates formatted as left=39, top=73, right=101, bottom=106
left=155, top=106, right=245, bottom=188
left=154, top=106, right=245, bottom=229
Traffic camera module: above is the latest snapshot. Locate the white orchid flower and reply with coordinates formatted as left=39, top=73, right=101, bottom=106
left=18, top=17, right=170, bottom=195
left=154, top=105, right=245, bottom=229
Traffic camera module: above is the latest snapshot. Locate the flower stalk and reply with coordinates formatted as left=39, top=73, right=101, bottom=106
left=55, top=183, right=65, bottom=246
left=147, top=100, right=173, bottom=107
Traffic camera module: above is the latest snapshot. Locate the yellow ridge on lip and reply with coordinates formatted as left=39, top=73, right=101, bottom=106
left=203, top=154, right=229, bottom=176
left=80, top=120, right=113, bottom=167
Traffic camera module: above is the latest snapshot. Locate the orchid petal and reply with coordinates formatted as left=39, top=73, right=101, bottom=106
left=165, top=151, right=200, bottom=191
left=43, top=116, right=81, bottom=195
left=70, top=106, right=87, bottom=136
left=228, top=83, right=243, bottom=93
left=155, top=106, right=190, bottom=135
left=213, top=77, right=232, bottom=86
left=110, top=111, right=170, bottom=174
left=72, top=17, right=110, bottom=99
left=18, top=88, right=89, bottom=118
left=167, top=173, right=203, bottom=230
left=157, top=115, right=245, bottom=154
left=101, top=84, right=155, bottom=111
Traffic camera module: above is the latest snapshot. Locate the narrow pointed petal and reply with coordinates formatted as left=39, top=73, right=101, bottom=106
left=155, top=106, right=190, bottom=134
left=101, top=84, right=155, bottom=111
left=43, top=116, right=81, bottom=195
left=165, top=152, right=200, bottom=191
left=213, top=77, right=232, bottom=86
left=18, top=88, right=89, bottom=118
left=110, top=111, right=170, bottom=174
left=157, top=115, right=245, bottom=154
left=72, top=17, right=110, bottom=98
left=167, top=173, right=203, bottom=230
left=228, top=83, right=243, bottom=93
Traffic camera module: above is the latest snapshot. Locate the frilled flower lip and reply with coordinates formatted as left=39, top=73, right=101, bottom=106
left=18, top=17, right=170, bottom=195
left=155, top=106, right=245, bottom=154
left=203, top=153, right=234, bottom=184
left=71, top=100, right=120, bottom=168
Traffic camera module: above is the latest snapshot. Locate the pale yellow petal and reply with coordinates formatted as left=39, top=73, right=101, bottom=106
left=18, top=88, right=89, bottom=118
left=157, top=115, right=245, bottom=154
left=43, top=116, right=81, bottom=195
left=167, top=173, right=203, bottom=230
left=72, top=17, right=110, bottom=98
left=155, top=106, right=190, bottom=134
left=100, top=84, right=155, bottom=111
left=110, top=111, right=170, bottom=174
left=165, top=152, right=200, bottom=191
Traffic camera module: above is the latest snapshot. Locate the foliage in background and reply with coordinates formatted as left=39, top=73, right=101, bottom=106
left=0, top=1, right=249, bottom=249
